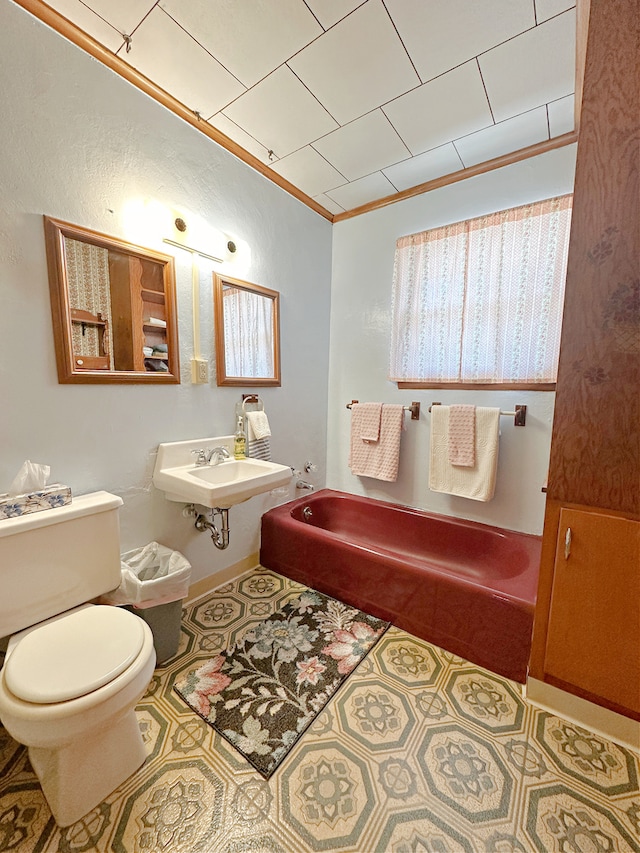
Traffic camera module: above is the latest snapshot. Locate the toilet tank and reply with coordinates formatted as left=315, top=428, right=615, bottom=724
left=0, top=491, right=123, bottom=637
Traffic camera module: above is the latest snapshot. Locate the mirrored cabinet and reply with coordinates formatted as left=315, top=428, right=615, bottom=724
left=44, top=217, right=180, bottom=383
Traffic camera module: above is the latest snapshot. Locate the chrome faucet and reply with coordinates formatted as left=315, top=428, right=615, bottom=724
left=191, top=446, right=230, bottom=466
left=296, top=479, right=314, bottom=491
left=191, top=448, right=212, bottom=466
left=209, top=446, right=231, bottom=465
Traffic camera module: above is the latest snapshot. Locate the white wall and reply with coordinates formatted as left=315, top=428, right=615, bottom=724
left=327, top=146, right=577, bottom=535
left=0, top=3, right=332, bottom=585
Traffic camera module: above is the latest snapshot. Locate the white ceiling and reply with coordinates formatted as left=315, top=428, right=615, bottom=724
left=36, top=0, right=576, bottom=217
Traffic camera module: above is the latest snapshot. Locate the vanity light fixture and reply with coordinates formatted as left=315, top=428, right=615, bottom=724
left=162, top=237, right=224, bottom=263
left=163, top=237, right=224, bottom=264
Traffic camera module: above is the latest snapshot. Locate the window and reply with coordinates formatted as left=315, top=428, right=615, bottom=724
left=389, top=195, right=572, bottom=388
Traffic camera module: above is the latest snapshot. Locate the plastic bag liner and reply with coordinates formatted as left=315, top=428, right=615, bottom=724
left=100, top=542, right=191, bottom=609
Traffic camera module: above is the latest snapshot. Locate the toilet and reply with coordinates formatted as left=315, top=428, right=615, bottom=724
left=0, top=491, right=156, bottom=827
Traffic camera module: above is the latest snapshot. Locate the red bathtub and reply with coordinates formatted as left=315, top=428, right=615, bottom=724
left=260, top=489, right=541, bottom=683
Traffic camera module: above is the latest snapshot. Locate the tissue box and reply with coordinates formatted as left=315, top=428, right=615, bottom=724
left=0, top=484, right=72, bottom=519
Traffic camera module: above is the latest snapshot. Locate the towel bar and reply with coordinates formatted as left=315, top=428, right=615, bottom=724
left=242, top=393, right=264, bottom=411
left=428, top=402, right=526, bottom=427
left=346, top=400, right=420, bottom=420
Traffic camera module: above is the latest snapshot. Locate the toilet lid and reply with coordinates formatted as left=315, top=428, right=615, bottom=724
left=4, top=606, right=145, bottom=704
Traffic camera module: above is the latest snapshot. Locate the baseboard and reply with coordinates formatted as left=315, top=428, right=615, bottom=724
left=526, top=677, right=640, bottom=754
left=186, top=552, right=260, bottom=603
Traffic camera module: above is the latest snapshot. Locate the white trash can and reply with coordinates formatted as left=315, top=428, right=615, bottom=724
left=100, top=541, right=191, bottom=664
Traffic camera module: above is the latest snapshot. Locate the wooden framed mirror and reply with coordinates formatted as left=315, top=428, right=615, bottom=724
left=44, top=216, right=180, bottom=384
left=213, top=274, right=281, bottom=387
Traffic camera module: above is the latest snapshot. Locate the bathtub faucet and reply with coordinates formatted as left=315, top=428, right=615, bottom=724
left=296, top=479, right=314, bottom=491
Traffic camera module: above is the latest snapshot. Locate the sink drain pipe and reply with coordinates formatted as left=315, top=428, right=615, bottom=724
left=194, top=507, right=230, bottom=550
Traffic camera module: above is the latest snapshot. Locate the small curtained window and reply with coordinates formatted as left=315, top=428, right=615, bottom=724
left=388, top=194, right=573, bottom=388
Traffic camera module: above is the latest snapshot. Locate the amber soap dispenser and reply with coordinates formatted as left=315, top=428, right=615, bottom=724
left=234, top=416, right=246, bottom=459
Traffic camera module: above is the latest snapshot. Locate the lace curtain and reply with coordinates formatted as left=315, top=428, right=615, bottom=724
left=223, top=287, right=274, bottom=378
left=389, top=195, right=573, bottom=385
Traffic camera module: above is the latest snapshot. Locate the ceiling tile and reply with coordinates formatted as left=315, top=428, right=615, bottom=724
left=384, top=61, right=493, bottom=156
left=303, top=0, right=367, bottom=30
left=547, top=94, right=575, bottom=137
left=386, top=0, right=534, bottom=83
left=455, top=107, right=549, bottom=167
left=206, top=114, right=274, bottom=164
left=383, top=143, right=463, bottom=191
left=222, top=66, right=338, bottom=159
left=480, top=10, right=576, bottom=123
left=45, top=0, right=125, bottom=50
left=121, top=9, right=245, bottom=118
left=535, top=0, right=575, bottom=23
left=42, top=0, right=580, bottom=217
left=79, top=0, right=154, bottom=37
left=313, top=193, right=345, bottom=214
left=159, top=0, right=322, bottom=88
left=288, top=0, right=420, bottom=125
left=326, top=171, right=396, bottom=209
left=270, top=147, right=346, bottom=197
left=313, top=111, right=410, bottom=181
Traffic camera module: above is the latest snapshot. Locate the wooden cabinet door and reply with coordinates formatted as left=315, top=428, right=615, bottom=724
left=108, top=253, right=145, bottom=370
left=544, top=508, right=640, bottom=717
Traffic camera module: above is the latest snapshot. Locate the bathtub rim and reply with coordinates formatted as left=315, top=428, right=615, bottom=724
left=273, top=488, right=541, bottom=603
left=286, top=487, right=543, bottom=543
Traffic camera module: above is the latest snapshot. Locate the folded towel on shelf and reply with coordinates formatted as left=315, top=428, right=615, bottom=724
left=246, top=413, right=271, bottom=461
left=357, top=402, right=383, bottom=441
left=429, top=405, right=500, bottom=501
left=144, top=358, right=168, bottom=372
left=246, top=410, right=271, bottom=440
left=448, top=404, right=476, bottom=467
left=349, top=404, right=405, bottom=482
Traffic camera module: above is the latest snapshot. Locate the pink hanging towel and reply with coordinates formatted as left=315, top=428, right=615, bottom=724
left=448, top=404, right=476, bottom=467
left=349, top=404, right=405, bottom=481
left=357, top=402, right=383, bottom=441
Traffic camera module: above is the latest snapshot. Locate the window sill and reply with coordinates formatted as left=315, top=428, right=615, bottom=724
left=396, top=382, right=556, bottom=391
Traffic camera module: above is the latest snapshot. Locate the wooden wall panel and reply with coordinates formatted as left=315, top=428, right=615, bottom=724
left=547, top=0, right=639, bottom=514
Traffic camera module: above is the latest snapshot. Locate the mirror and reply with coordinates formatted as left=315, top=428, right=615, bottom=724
left=44, top=216, right=180, bottom=383
left=213, top=273, right=281, bottom=386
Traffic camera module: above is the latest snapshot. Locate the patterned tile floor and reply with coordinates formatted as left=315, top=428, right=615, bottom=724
left=1, top=567, right=639, bottom=852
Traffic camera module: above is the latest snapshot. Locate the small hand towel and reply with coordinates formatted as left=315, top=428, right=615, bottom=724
left=349, top=404, right=405, bottom=482
left=246, top=416, right=271, bottom=461
left=246, top=410, right=271, bottom=440
left=429, top=405, right=500, bottom=501
left=448, top=404, right=476, bottom=467
left=357, top=402, right=383, bottom=441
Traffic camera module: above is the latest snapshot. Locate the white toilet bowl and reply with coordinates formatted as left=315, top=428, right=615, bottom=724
left=0, top=603, right=156, bottom=827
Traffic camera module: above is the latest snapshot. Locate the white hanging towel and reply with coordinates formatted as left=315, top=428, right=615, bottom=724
left=349, top=404, right=405, bottom=481
left=246, top=410, right=271, bottom=439
left=429, top=405, right=500, bottom=501
left=246, top=411, right=271, bottom=461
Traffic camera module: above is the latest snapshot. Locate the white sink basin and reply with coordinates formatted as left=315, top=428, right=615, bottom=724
left=153, top=437, right=292, bottom=508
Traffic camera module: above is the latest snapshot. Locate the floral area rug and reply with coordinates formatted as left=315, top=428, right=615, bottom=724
left=174, top=588, right=389, bottom=777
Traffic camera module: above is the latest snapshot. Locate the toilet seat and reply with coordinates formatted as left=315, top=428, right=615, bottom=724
left=4, top=606, right=145, bottom=704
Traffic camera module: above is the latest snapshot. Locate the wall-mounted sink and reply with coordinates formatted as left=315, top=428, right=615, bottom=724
left=153, top=437, right=292, bottom=508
